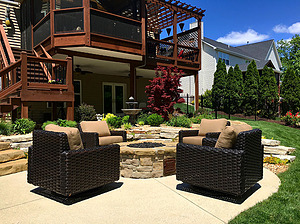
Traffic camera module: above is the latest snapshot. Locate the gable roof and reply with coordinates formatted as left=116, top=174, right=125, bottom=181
left=235, top=39, right=274, bottom=61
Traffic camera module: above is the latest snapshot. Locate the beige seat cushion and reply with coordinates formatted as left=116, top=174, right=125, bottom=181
left=98, top=136, right=123, bottom=145
left=215, top=124, right=253, bottom=149
left=198, top=118, right=228, bottom=136
left=182, top=136, right=205, bottom=146
left=45, top=124, right=84, bottom=150
left=80, top=121, right=111, bottom=137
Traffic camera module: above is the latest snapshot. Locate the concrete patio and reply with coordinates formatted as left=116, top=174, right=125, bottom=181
left=0, top=168, right=280, bottom=224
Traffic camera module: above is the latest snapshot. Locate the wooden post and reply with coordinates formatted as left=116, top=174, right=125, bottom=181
left=141, top=0, right=146, bottom=55
left=20, top=51, right=27, bottom=91
left=66, top=57, right=74, bottom=92
left=66, top=101, right=74, bottom=121
left=198, top=20, right=202, bottom=68
left=173, top=12, right=178, bottom=66
left=130, top=63, right=137, bottom=99
left=83, top=0, right=91, bottom=46
left=194, top=72, right=199, bottom=111
left=21, top=102, right=28, bottom=119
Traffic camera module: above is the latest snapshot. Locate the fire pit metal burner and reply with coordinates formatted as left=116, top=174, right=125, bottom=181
left=127, top=142, right=166, bottom=148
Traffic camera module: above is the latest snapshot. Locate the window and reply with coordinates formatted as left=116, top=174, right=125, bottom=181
left=33, top=0, right=50, bottom=25
left=218, top=52, right=229, bottom=65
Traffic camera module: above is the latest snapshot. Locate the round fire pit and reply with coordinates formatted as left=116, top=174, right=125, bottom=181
left=119, top=140, right=176, bottom=179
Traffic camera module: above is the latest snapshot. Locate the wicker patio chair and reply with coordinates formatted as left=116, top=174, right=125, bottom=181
left=179, top=120, right=231, bottom=147
left=27, top=130, right=120, bottom=197
left=176, top=129, right=263, bottom=197
left=78, top=121, right=126, bottom=146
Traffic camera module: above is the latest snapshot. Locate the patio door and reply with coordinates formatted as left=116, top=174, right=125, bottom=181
left=103, top=83, right=126, bottom=114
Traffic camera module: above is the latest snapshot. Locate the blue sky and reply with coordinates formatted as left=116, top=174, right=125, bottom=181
left=177, top=0, right=300, bottom=46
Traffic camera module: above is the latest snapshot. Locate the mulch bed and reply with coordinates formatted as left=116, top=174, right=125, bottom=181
left=263, top=163, right=290, bottom=175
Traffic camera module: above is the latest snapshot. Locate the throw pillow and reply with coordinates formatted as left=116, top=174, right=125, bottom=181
left=215, top=126, right=237, bottom=149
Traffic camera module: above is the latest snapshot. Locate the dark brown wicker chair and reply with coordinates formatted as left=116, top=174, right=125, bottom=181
left=179, top=121, right=230, bottom=146
left=27, top=130, right=120, bottom=197
left=176, top=129, right=263, bottom=197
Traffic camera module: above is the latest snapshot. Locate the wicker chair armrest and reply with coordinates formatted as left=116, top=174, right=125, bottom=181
left=205, top=132, right=221, bottom=139
left=110, top=130, right=127, bottom=142
left=80, top=132, right=99, bottom=148
left=202, top=138, right=217, bottom=147
left=61, top=144, right=120, bottom=196
left=179, top=130, right=199, bottom=143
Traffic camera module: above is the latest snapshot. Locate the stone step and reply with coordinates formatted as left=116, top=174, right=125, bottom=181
left=0, top=133, right=32, bottom=143
left=0, top=158, right=28, bottom=176
left=0, top=142, right=11, bottom=151
left=11, top=141, right=32, bottom=149
left=264, top=145, right=296, bottom=155
left=0, top=149, right=26, bottom=163
left=262, top=139, right=281, bottom=146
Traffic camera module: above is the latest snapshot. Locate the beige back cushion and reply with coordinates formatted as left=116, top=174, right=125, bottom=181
left=198, top=118, right=228, bottom=136
left=45, top=124, right=84, bottom=150
left=80, top=121, right=111, bottom=137
left=215, top=124, right=253, bottom=149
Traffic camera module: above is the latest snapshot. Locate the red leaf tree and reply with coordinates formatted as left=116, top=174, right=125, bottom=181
left=145, top=66, right=185, bottom=120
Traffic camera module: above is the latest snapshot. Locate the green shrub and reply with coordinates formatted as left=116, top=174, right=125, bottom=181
left=137, top=113, right=149, bottom=125
left=41, top=121, right=57, bottom=130
left=138, top=121, right=145, bottom=126
left=193, top=107, right=212, bottom=117
left=75, top=103, right=97, bottom=122
left=147, top=114, right=163, bottom=126
left=102, top=113, right=116, bottom=121
left=202, top=89, right=213, bottom=108
left=191, top=114, right=213, bottom=124
left=122, top=115, right=130, bottom=124
left=106, top=116, right=122, bottom=128
left=0, top=121, right=13, bottom=135
left=56, top=119, right=77, bottom=128
left=167, top=116, right=191, bottom=128
left=122, top=122, right=132, bottom=130
left=13, top=118, right=36, bottom=134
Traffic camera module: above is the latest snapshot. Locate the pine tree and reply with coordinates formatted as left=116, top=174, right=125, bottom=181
left=243, top=60, right=259, bottom=116
left=281, top=67, right=300, bottom=114
left=224, top=67, right=240, bottom=114
left=233, top=64, right=244, bottom=113
left=212, top=59, right=226, bottom=110
left=258, top=66, right=279, bottom=118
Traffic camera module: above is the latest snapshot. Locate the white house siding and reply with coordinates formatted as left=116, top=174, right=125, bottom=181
left=266, top=45, right=281, bottom=71
left=0, top=2, right=21, bottom=48
left=228, top=54, right=247, bottom=67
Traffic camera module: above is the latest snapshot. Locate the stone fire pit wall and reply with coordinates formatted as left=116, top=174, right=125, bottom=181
left=119, top=141, right=176, bottom=179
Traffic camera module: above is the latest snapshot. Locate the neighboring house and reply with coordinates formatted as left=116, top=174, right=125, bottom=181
left=181, top=22, right=282, bottom=97
left=0, top=0, right=205, bottom=123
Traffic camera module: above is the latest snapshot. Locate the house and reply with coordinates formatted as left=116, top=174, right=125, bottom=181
left=0, top=0, right=205, bottom=123
left=181, top=22, right=282, bottom=97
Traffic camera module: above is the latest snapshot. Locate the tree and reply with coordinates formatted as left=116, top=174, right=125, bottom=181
left=233, top=64, right=244, bottom=113
left=243, top=60, right=259, bottom=116
left=145, top=66, right=184, bottom=120
left=258, top=66, right=278, bottom=119
left=281, top=67, right=300, bottom=114
left=224, top=67, right=240, bottom=114
left=211, top=59, right=226, bottom=110
left=277, top=34, right=300, bottom=75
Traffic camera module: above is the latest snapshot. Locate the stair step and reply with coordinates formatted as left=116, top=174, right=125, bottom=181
left=0, top=142, right=11, bottom=151
left=0, top=149, right=25, bottom=163
left=0, top=158, right=27, bottom=176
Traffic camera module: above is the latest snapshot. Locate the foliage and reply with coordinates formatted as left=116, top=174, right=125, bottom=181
left=258, top=66, right=279, bottom=119
left=281, top=67, right=300, bottom=114
left=106, top=116, right=122, bottom=129
left=193, top=107, right=212, bottom=116
left=263, top=156, right=289, bottom=165
left=137, top=113, right=149, bottom=125
left=243, top=60, right=259, bottom=116
left=145, top=66, right=185, bottom=120
left=190, top=114, right=213, bottom=124
left=13, top=118, right=36, bottom=134
left=75, top=103, right=97, bottom=122
left=281, top=111, right=300, bottom=126
left=122, top=122, right=132, bottom=130
left=42, top=119, right=77, bottom=130
left=202, top=89, right=213, bottom=108
left=174, top=103, right=194, bottom=114
left=146, top=113, right=164, bottom=126
left=0, top=121, right=13, bottom=135
left=138, top=121, right=145, bottom=126
left=224, top=67, right=241, bottom=114
left=212, top=59, right=227, bottom=110
left=167, top=115, right=191, bottom=128
left=277, top=34, right=300, bottom=75
left=233, top=64, right=244, bottom=113
left=122, top=115, right=130, bottom=124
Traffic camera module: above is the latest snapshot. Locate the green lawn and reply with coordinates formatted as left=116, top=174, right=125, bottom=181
left=229, top=119, right=300, bottom=223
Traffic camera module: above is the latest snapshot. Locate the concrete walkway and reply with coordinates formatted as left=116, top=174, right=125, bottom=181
left=0, top=168, right=280, bottom=224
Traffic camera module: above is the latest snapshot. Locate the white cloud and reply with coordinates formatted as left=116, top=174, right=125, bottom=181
left=216, top=29, right=269, bottom=45
left=273, top=22, right=300, bottom=34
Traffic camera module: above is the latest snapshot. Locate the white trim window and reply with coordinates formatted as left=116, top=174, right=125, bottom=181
left=218, top=52, right=229, bottom=65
